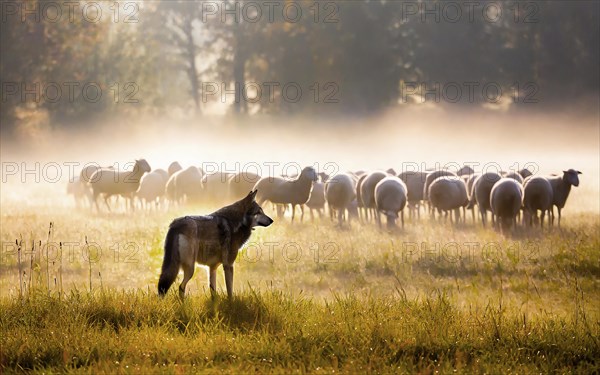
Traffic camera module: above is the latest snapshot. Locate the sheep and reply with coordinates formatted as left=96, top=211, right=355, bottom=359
left=547, top=169, right=582, bottom=227
left=228, top=171, right=261, bottom=200
left=467, top=172, right=502, bottom=226
left=202, top=172, right=234, bottom=203
left=398, top=170, right=427, bottom=220
left=154, top=168, right=169, bottom=182
left=423, top=170, right=458, bottom=218
left=66, top=176, right=89, bottom=208
left=374, top=176, right=407, bottom=229
left=504, top=172, right=524, bottom=184
left=490, top=178, right=523, bottom=234
left=457, top=165, right=475, bottom=176
left=519, top=168, right=533, bottom=179
left=325, top=173, right=357, bottom=226
left=168, top=162, right=183, bottom=177
left=428, top=176, right=468, bottom=224
left=466, top=173, right=480, bottom=222
left=254, top=166, right=318, bottom=222
left=355, top=173, right=368, bottom=222
left=165, top=166, right=203, bottom=205
left=522, top=176, right=554, bottom=228
left=136, top=170, right=168, bottom=209
left=359, top=171, right=388, bottom=224
left=305, top=181, right=326, bottom=220
left=89, top=159, right=151, bottom=212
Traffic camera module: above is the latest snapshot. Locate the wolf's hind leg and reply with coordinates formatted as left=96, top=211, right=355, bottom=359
left=223, top=265, right=234, bottom=298
left=209, top=267, right=218, bottom=297
left=179, top=262, right=195, bottom=299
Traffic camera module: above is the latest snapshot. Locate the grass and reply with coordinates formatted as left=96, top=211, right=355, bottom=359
left=1, top=194, right=599, bottom=373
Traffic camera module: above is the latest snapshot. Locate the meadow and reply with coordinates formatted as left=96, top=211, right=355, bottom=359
left=1, top=182, right=599, bottom=373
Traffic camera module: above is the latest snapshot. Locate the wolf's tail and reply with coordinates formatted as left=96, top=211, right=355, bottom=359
left=158, top=225, right=181, bottom=296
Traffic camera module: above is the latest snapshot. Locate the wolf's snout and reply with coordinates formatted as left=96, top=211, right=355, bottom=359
left=259, top=215, right=274, bottom=227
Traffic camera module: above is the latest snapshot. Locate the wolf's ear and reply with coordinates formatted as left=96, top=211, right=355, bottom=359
left=246, top=190, right=258, bottom=201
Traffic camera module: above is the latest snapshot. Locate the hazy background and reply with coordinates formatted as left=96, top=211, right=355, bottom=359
left=1, top=0, right=599, bottom=210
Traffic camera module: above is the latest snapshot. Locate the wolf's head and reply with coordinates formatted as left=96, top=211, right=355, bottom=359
left=242, top=190, right=274, bottom=229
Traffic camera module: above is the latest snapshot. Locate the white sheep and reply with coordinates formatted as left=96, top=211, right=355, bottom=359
left=398, top=171, right=427, bottom=220
left=254, top=166, right=318, bottom=222
left=359, top=171, right=388, bottom=222
left=89, top=159, right=151, bottom=212
left=228, top=172, right=261, bottom=201
left=467, top=172, right=502, bottom=226
left=165, top=166, right=203, bottom=205
left=522, top=176, right=554, bottom=228
left=490, top=178, right=523, bottom=234
left=428, top=176, right=468, bottom=224
left=374, top=176, right=408, bottom=229
left=325, top=173, right=357, bottom=226
left=136, top=170, right=168, bottom=209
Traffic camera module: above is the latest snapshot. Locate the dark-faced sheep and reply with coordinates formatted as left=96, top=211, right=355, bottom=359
left=428, top=176, right=468, bottom=224
left=398, top=171, right=427, bottom=220
left=467, top=172, right=502, bottom=226
left=522, top=176, right=554, bottom=228
left=228, top=172, right=261, bottom=201
left=374, top=176, right=407, bottom=229
left=490, top=178, right=523, bottom=234
left=325, top=173, right=357, bottom=226
left=548, top=169, right=582, bottom=227
left=89, top=159, right=151, bottom=212
left=254, top=166, right=318, bottom=222
left=359, top=171, right=388, bottom=222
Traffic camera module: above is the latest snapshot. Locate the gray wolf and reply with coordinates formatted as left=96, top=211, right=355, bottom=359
left=157, top=190, right=273, bottom=298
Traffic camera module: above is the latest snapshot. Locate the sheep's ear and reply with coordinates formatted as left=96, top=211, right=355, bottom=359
left=577, top=171, right=582, bottom=175
left=563, top=170, right=568, bottom=174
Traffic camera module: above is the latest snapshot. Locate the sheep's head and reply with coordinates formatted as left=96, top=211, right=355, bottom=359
left=135, top=159, right=151, bottom=173
left=301, top=167, right=318, bottom=182
left=563, top=169, right=582, bottom=187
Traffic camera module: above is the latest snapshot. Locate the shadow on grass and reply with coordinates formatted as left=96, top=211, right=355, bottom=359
left=173, top=291, right=284, bottom=334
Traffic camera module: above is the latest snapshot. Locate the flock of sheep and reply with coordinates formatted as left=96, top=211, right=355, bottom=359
left=66, top=159, right=582, bottom=233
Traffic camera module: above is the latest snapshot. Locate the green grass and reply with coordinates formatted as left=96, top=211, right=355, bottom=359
left=1, top=199, right=599, bottom=373
left=1, top=288, right=598, bottom=373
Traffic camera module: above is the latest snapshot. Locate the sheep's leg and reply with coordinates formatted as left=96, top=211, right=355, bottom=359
left=455, top=208, right=461, bottom=224
left=480, top=208, right=486, bottom=227
left=291, top=205, right=296, bottom=223
left=103, top=195, right=112, bottom=212
left=300, top=205, right=305, bottom=222
left=401, top=210, right=405, bottom=229
left=310, top=208, right=315, bottom=222
left=540, top=210, right=546, bottom=229
left=338, top=208, right=343, bottom=227
left=557, top=208, right=562, bottom=228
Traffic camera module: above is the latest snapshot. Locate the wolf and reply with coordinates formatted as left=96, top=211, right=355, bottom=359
left=157, top=190, right=273, bottom=298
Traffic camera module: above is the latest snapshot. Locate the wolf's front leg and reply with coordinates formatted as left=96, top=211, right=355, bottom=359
left=223, top=264, right=234, bottom=298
